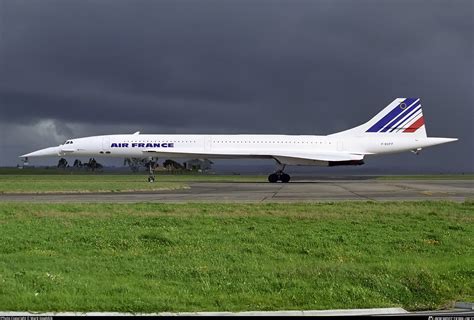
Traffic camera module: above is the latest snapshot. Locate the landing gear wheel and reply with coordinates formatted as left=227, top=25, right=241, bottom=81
left=268, top=162, right=291, bottom=183
left=268, top=172, right=291, bottom=183
left=148, top=176, right=155, bottom=183
left=281, top=173, right=290, bottom=183
left=268, top=173, right=278, bottom=183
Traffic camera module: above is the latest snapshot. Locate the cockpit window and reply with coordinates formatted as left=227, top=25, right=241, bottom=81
left=63, top=140, right=74, bottom=145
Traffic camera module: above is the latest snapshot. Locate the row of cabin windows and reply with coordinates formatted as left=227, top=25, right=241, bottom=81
left=123, top=141, right=196, bottom=143
left=64, top=139, right=331, bottom=145
left=120, top=140, right=331, bottom=144
left=213, top=141, right=331, bottom=144
left=120, top=140, right=331, bottom=145
left=118, top=140, right=331, bottom=144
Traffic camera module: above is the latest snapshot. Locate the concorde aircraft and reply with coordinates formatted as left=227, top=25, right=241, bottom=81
left=20, top=98, right=457, bottom=183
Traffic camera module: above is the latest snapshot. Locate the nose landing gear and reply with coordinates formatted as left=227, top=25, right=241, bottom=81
left=148, top=175, right=155, bottom=183
left=146, top=158, right=158, bottom=183
left=268, top=163, right=291, bottom=183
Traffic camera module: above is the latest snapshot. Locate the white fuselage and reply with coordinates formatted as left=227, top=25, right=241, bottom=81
left=23, top=133, right=456, bottom=167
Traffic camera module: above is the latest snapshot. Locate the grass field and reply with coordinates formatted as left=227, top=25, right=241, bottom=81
left=0, top=167, right=270, bottom=193
left=0, top=201, right=472, bottom=312
left=0, top=174, right=268, bottom=194
left=0, top=175, right=189, bottom=194
left=1, top=167, right=266, bottom=179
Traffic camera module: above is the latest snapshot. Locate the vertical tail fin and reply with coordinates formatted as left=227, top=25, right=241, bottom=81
left=330, top=98, right=427, bottom=137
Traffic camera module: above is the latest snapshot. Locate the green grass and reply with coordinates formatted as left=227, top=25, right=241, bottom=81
left=0, top=167, right=265, bottom=179
left=0, top=175, right=189, bottom=194
left=0, top=201, right=472, bottom=312
left=0, top=171, right=267, bottom=193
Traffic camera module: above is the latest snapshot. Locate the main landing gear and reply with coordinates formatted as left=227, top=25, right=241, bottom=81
left=268, top=163, right=291, bottom=183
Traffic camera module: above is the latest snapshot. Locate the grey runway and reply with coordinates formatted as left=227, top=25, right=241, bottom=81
left=1, top=178, right=472, bottom=203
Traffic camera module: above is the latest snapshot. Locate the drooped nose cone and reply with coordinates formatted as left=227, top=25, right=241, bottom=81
left=20, top=146, right=61, bottom=158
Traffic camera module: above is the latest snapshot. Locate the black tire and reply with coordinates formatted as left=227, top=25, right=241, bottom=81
left=281, top=173, right=290, bottom=183
left=268, top=173, right=278, bottom=183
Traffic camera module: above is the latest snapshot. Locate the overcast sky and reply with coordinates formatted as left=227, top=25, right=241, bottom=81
left=0, top=0, right=472, bottom=172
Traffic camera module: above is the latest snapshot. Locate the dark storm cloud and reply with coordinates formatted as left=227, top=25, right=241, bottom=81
left=0, top=0, right=472, bottom=170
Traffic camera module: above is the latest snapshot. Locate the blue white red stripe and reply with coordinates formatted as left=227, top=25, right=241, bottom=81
left=380, top=99, right=420, bottom=132
left=395, top=109, right=423, bottom=132
left=366, top=98, right=424, bottom=133
left=389, top=105, right=422, bottom=132
left=403, top=116, right=425, bottom=132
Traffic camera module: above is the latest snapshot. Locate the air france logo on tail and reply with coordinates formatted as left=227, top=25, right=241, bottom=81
left=366, top=98, right=425, bottom=133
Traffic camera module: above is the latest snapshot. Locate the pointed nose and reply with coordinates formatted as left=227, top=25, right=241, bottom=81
left=20, top=146, right=61, bottom=158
